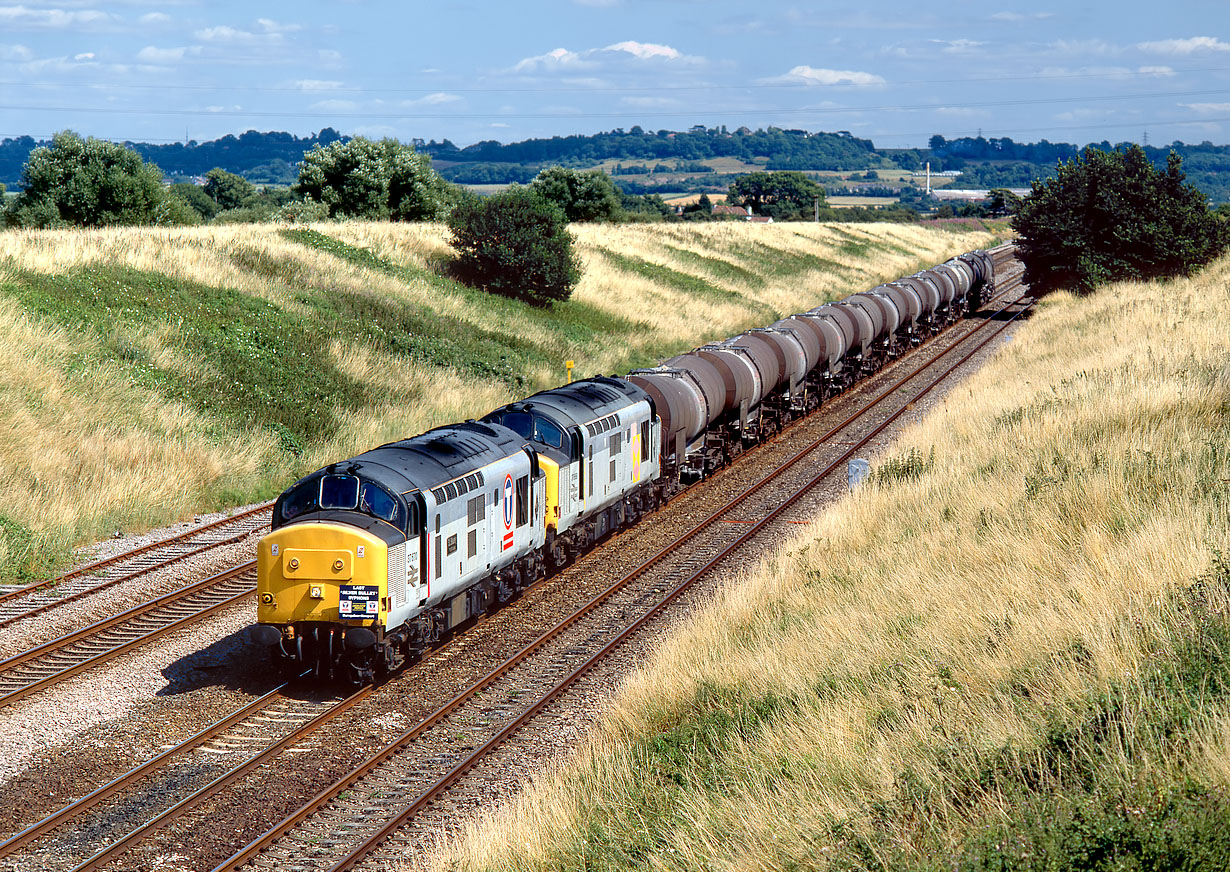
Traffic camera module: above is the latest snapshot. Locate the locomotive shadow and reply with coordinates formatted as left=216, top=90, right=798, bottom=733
left=156, top=625, right=282, bottom=697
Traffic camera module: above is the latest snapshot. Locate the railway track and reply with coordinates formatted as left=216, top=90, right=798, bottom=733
left=0, top=562, right=257, bottom=709
left=0, top=249, right=1026, bottom=872
left=0, top=503, right=271, bottom=630
left=0, top=679, right=364, bottom=872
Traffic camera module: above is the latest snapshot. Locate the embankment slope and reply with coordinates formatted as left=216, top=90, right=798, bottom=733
left=444, top=256, right=1230, bottom=869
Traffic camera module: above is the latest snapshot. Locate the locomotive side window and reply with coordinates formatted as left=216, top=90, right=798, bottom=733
left=446, top=534, right=458, bottom=555
left=320, top=474, right=359, bottom=510
left=534, top=416, right=564, bottom=450
left=516, top=476, right=529, bottom=527
left=640, top=420, right=650, bottom=461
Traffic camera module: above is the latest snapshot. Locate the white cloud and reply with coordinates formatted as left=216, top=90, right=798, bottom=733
left=490, top=122, right=511, bottom=128
left=991, top=11, right=1054, bottom=21
left=935, top=106, right=990, bottom=118
left=205, top=105, right=243, bottom=113
left=606, top=40, right=680, bottom=60
left=136, top=45, right=200, bottom=64
left=762, top=65, right=885, bottom=87
left=294, top=79, right=343, bottom=90
left=0, top=43, right=34, bottom=61
left=309, top=99, right=358, bottom=112
left=256, top=18, right=300, bottom=35
left=139, top=12, right=171, bottom=26
left=514, top=47, right=586, bottom=72
left=402, top=92, right=462, bottom=107
left=1138, top=36, right=1230, bottom=54
left=620, top=95, right=682, bottom=107
left=1182, top=102, right=1230, bottom=114
left=0, top=6, right=113, bottom=28
left=73, top=51, right=93, bottom=60
left=512, top=40, right=700, bottom=73
left=1138, top=65, right=1175, bottom=76
left=936, top=39, right=985, bottom=54
left=195, top=20, right=299, bottom=45
left=1047, top=39, right=1120, bottom=57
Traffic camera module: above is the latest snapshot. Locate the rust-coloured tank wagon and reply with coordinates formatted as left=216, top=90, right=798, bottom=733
left=253, top=248, right=1001, bottom=682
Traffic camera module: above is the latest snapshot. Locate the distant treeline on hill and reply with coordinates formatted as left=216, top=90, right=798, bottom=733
left=1, top=126, right=1229, bottom=202
left=0, top=128, right=347, bottom=186
left=420, top=125, right=882, bottom=169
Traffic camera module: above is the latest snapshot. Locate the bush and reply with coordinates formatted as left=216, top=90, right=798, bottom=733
left=153, top=194, right=202, bottom=226
left=1013, top=146, right=1229, bottom=294
left=447, top=187, right=581, bottom=306
left=203, top=168, right=256, bottom=210
left=168, top=182, right=220, bottom=220
left=275, top=198, right=330, bottom=224
left=5, top=130, right=166, bottom=228
left=294, top=137, right=457, bottom=221
left=529, top=166, right=623, bottom=222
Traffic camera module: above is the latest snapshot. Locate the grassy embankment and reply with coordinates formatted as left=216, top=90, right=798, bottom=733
left=443, top=255, right=1230, bottom=870
left=0, top=221, right=994, bottom=580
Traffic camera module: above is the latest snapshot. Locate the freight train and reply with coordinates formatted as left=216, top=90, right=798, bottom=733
left=250, top=249, right=999, bottom=682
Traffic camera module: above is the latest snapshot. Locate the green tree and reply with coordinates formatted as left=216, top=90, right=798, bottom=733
left=6, top=131, right=166, bottom=228
left=294, top=137, right=455, bottom=220
left=447, top=187, right=581, bottom=306
left=169, top=182, right=220, bottom=220
left=153, top=193, right=203, bottom=226
left=528, top=166, right=623, bottom=222
left=1013, top=146, right=1228, bottom=294
left=203, top=168, right=256, bottom=210
left=986, top=188, right=1021, bottom=217
left=727, top=171, right=828, bottom=220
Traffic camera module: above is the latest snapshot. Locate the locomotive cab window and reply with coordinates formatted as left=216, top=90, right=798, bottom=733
left=500, top=411, right=534, bottom=440
left=533, top=416, right=564, bottom=450
left=320, top=474, right=360, bottom=510
left=280, top=482, right=318, bottom=523
left=359, top=481, right=403, bottom=529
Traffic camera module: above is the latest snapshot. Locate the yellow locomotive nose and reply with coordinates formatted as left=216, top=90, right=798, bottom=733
left=256, top=523, right=388, bottom=627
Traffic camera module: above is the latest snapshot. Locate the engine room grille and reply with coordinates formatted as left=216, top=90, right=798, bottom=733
left=387, top=542, right=407, bottom=609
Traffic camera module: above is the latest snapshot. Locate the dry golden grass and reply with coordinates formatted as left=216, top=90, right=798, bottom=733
left=440, top=256, right=1230, bottom=871
left=0, top=220, right=991, bottom=567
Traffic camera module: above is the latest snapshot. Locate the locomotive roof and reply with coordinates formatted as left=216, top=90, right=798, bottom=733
left=286, top=420, right=529, bottom=499
left=488, top=375, right=650, bottom=428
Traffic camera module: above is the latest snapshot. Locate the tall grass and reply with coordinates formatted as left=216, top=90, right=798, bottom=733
left=440, top=256, right=1230, bottom=871
left=0, top=221, right=992, bottom=579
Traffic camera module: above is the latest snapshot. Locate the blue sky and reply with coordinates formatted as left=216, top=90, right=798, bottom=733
left=2, top=1, right=1228, bottom=149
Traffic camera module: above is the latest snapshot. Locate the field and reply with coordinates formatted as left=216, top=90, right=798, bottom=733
left=443, top=256, right=1230, bottom=870
left=828, top=196, right=901, bottom=207
left=0, top=221, right=994, bottom=580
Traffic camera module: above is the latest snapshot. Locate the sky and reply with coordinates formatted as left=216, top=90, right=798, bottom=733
left=2, top=1, right=1228, bottom=150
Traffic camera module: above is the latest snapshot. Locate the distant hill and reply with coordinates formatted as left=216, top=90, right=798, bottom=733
left=1, top=126, right=1227, bottom=202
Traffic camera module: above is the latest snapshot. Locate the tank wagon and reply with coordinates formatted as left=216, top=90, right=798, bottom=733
left=252, top=248, right=1000, bottom=681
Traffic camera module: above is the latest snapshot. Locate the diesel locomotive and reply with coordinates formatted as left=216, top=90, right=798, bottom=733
left=251, top=249, right=999, bottom=682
